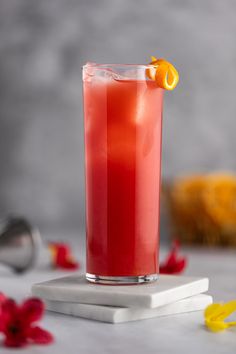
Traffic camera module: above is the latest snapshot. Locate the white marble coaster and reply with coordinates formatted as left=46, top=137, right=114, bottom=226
left=45, top=294, right=212, bottom=323
left=32, top=274, right=209, bottom=308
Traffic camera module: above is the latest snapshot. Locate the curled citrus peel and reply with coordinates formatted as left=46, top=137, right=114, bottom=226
left=204, top=300, right=236, bottom=332
left=146, top=56, right=179, bottom=90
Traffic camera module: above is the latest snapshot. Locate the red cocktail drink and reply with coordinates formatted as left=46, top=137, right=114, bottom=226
left=83, top=64, right=163, bottom=284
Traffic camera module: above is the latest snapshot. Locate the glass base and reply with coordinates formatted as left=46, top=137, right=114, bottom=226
left=86, top=273, right=158, bottom=285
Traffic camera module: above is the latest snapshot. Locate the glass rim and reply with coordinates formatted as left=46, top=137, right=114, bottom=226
left=83, top=62, right=156, bottom=69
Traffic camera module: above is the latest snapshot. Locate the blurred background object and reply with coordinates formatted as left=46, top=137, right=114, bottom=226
left=0, top=216, right=41, bottom=272
left=164, top=173, right=236, bottom=247
left=1, top=0, right=236, bottom=241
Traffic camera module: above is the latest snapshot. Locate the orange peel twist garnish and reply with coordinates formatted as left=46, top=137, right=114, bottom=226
left=204, top=300, right=236, bottom=332
left=146, top=56, right=179, bottom=90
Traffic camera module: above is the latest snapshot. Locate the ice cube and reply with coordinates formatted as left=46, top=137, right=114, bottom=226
left=83, top=63, right=147, bottom=82
left=93, top=67, right=128, bottom=83
left=83, top=63, right=96, bottom=82
left=122, top=68, right=146, bottom=81
left=83, top=62, right=122, bottom=82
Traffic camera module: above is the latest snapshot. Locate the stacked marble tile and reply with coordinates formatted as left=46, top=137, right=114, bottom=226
left=32, top=275, right=212, bottom=323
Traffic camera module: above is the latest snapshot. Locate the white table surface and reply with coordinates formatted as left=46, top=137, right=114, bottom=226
left=1, top=235, right=236, bottom=354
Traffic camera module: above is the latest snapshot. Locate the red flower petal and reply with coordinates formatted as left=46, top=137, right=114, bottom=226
left=0, top=299, right=29, bottom=347
left=1, top=299, right=27, bottom=347
left=173, top=257, right=186, bottom=273
left=49, top=242, right=70, bottom=253
left=1, top=298, right=18, bottom=327
left=20, top=298, right=45, bottom=324
left=3, top=317, right=28, bottom=347
left=0, top=292, right=7, bottom=304
left=0, top=296, right=54, bottom=348
left=56, top=246, right=68, bottom=262
left=160, top=240, right=187, bottom=274
left=28, top=326, right=54, bottom=344
left=58, top=258, right=80, bottom=270
left=0, top=292, right=7, bottom=328
left=49, top=242, right=80, bottom=270
left=3, top=334, right=28, bottom=348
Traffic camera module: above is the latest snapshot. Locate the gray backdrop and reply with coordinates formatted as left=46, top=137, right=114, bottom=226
left=1, top=0, right=236, bottom=236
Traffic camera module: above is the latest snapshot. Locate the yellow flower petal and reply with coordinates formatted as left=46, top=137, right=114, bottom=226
left=204, top=300, right=236, bottom=332
left=204, top=303, right=222, bottom=319
left=228, top=321, right=236, bottom=327
left=214, top=301, right=236, bottom=321
left=205, top=319, right=229, bottom=332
